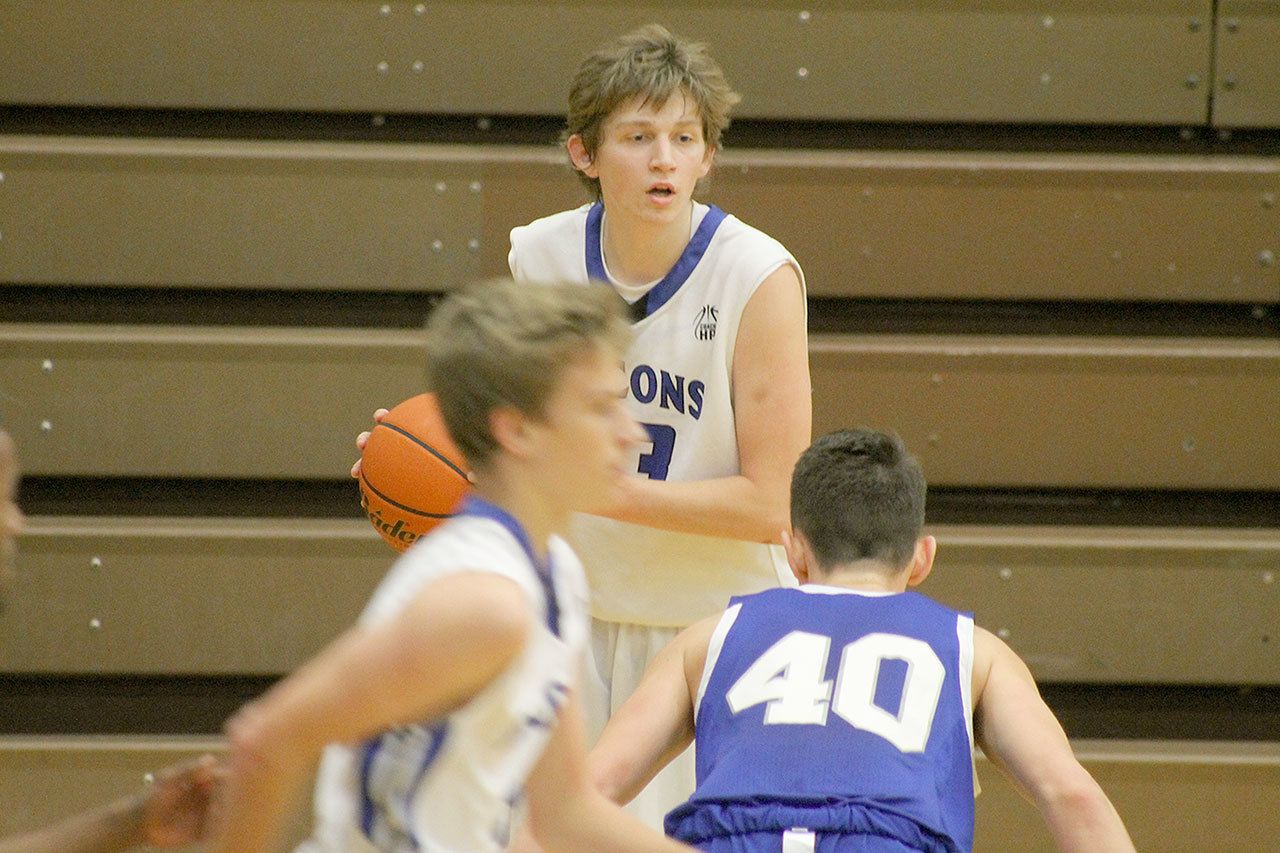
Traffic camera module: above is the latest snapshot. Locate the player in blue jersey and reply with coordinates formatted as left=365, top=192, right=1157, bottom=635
left=210, top=281, right=695, bottom=852
left=587, top=429, right=1135, bottom=852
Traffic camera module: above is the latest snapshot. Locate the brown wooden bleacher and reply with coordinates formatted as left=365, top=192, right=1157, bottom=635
left=1, top=1, right=1277, bottom=849
left=1, top=137, right=1275, bottom=301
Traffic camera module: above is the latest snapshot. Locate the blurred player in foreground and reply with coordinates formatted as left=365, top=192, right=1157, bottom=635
left=210, top=280, right=695, bottom=852
left=0, top=431, right=222, bottom=853
left=588, top=428, right=1135, bottom=852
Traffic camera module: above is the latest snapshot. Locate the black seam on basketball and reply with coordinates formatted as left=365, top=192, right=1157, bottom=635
left=359, top=470, right=456, bottom=519
left=377, top=421, right=470, bottom=481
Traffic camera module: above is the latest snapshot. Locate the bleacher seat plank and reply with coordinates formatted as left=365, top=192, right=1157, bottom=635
left=2, top=736, right=1276, bottom=851
left=1, top=323, right=427, bottom=478
left=1211, top=0, right=1280, bottom=128
left=0, top=1, right=1216, bottom=124
left=0, top=517, right=389, bottom=674
left=2, top=136, right=1274, bottom=302
left=927, top=524, right=1280, bottom=683
left=811, top=333, right=1280, bottom=489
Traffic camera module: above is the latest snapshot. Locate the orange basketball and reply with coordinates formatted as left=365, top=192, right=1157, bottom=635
left=358, top=393, right=471, bottom=552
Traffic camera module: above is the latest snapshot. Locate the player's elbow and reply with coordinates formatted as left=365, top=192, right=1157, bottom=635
left=586, top=752, right=630, bottom=804
left=762, top=505, right=791, bottom=544
left=225, top=701, right=282, bottom=777
left=224, top=696, right=315, bottom=780
left=525, top=780, right=594, bottom=849
left=1035, top=770, right=1112, bottom=826
left=749, top=490, right=791, bottom=544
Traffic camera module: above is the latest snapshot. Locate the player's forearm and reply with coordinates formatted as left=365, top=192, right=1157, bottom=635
left=0, top=796, right=143, bottom=853
left=210, top=695, right=320, bottom=853
left=604, top=473, right=789, bottom=543
left=210, top=736, right=309, bottom=853
left=531, top=787, right=693, bottom=853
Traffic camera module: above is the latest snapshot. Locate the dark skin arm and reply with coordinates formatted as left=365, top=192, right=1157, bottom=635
left=0, top=755, right=223, bottom=853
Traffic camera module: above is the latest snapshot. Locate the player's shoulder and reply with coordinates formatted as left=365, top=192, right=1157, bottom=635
left=702, top=206, right=802, bottom=292
left=548, top=533, right=589, bottom=595
left=729, top=584, right=807, bottom=609
left=899, top=589, right=969, bottom=620
left=364, top=515, right=539, bottom=621
left=510, top=203, right=593, bottom=245
left=710, top=207, right=792, bottom=255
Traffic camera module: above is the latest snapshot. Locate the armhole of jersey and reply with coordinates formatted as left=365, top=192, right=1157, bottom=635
left=693, top=602, right=743, bottom=725
left=956, top=613, right=979, bottom=797
left=726, top=255, right=807, bottom=389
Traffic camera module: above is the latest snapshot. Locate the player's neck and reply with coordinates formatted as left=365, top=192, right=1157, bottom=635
left=470, top=473, right=567, bottom=563
left=601, top=205, right=693, bottom=285
left=810, top=562, right=909, bottom=593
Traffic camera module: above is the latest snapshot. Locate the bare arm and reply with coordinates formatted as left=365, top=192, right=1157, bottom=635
left=973, top=628, right=1134, bottom=852
left=0, top=755, right=222, bottom=853
left=589, top=617, right=716, bottom=803
left=524, top=689, right=695, bottom=852
left=603, top=264, right=811, bottom=543
left=209, top=572, right=532, bottom=853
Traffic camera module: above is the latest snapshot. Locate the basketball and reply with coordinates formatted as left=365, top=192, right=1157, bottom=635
left=358, top=393, right=471, bottom=552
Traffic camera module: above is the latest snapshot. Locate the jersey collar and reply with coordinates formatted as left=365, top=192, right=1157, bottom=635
left=585, top=201, right=728, bottom=322
left=458, top=495, right=560, bottom=636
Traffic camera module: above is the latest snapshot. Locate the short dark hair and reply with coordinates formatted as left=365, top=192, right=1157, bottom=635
left=790, top=429, right=926, bottom=572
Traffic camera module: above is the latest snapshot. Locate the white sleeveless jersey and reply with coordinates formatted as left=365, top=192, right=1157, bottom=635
left=301, top=497, right=589, bottom=853
left=509, top=202, right=806, bottom=627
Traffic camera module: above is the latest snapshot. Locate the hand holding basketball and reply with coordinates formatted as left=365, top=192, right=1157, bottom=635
left=357, top=394, right=471, bottom=552
left=349, top=408, right=390, bottom=479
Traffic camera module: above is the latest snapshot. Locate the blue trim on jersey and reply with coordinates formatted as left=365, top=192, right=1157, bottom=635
left=585, top=202, right=607, bottom=284
left=405, top=722, right=450, bottom=851
left=357, top=721, right=450, bottom=848
left=358, top=737, right=384, bottom=838
left=458, top=495, right=561, bottom=636
left=583, top=201, right=730, bottom=320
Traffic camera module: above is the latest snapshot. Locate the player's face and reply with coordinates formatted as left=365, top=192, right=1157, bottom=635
left=0, top=432, right=23, bottom=598
left=581, top=92, right=714, bottom=228
left=534, top=345, right=644, bottom=513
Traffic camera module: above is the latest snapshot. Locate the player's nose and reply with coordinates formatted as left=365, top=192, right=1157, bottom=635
left=650, top=137, right=676, bottom=170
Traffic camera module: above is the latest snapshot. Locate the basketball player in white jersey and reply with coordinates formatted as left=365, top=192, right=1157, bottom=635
left=587, top=430, right=1134, bottom=852
left=507, top=24, right=812, bottom=825
left=212, top=281, right=695, bottom=852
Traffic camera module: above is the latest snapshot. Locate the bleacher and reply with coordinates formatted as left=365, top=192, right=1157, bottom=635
left=1, top=2, right=1277, bottom=849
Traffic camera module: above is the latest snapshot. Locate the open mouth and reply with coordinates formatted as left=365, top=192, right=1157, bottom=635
left=648, top=184, right=675, bottom=199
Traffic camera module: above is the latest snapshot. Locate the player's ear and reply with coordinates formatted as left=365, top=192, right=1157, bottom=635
left=489, top=406, right=533, bottom=459
left=781, top=528, right=810, bottom=585
left=906, top=535, right=937, bottom=588
left=567, top=134, right=597, bottom=177
left=699, top=144, right=717, bottom=178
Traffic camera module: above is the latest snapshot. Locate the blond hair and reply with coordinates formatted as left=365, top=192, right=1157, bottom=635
left=565, top=23, right=741, bottom=199
left=425, top=278, right=630, bottom=467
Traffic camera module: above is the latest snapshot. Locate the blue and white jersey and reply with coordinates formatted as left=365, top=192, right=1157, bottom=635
left=510, top=202, right=806, bottom=627
left=301, top=496, right=589, bottom=853
left=668, top=586, right=976, bottom=853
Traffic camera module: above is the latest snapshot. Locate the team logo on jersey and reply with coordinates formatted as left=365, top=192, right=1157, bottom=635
left=694, top=304, right=719, bottom=340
